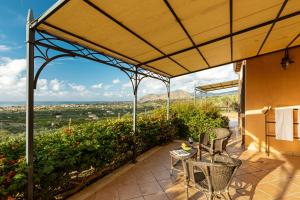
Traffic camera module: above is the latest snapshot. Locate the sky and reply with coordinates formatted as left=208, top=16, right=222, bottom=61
left=0, top=0, right=238, bottom=102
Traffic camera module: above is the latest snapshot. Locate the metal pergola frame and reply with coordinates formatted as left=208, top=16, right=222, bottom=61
left=25, top=10, right=171, bottom=200
left=30, top=0, right=300, bottom=79
left=194, top=88, right=207, bottom=104
left=194, top=80, right=239, bottom=104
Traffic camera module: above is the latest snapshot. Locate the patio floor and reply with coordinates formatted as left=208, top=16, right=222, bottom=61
left=69, top=136, right=300, bottom=200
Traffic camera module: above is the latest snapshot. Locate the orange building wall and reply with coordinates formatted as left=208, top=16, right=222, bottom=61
left=245, top=47, right=300, bottom=155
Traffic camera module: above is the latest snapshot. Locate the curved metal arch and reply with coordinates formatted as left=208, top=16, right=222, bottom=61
left=36, top=31, right=87, bottom=54
left=34, top=55, right=47, bottom=61
left=35, top=30, right=171, bottom=82
left=33, top=53, right=74, bottom=89
left=120, top=68, right=135, bottom=92
left=136, top=75, right=147, bottom=90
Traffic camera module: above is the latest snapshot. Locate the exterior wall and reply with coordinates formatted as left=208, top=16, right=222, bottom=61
left=245, top=47, right=300, bottom=155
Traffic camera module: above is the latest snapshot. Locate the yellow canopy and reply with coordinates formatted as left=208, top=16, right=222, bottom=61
left=196, top=80, right=239, bottom=92
left=33, top=0, right=300, bottom=78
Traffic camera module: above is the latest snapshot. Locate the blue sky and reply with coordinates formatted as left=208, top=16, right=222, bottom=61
left=0, top=0, right=237, bottom=102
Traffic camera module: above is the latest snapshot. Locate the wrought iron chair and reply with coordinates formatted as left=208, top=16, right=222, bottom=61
left=199, top=128, right=231, bottom=160
left=186, top=155, right=242, bottom=200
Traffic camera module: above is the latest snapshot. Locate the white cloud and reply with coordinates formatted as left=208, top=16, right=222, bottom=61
left=138, top=78, right=166, bottom=95
left=50, top=79, right=62, bottom=91
left=91, top=83, right=103, bottom=89
left=0, top=57, right=25, bottom=78
left=37, top=79, right=48, bottom=91
left=137, top=64, right=238, bottom=97
left=122, top=82, right=132, bottom=89
left=104, top=92, right=113, bottom=97
left=112, top=79, right=120, bottom=84
left=0, top=45, right=11, bottom=52
left=35, top=78, right=69, bottom=98
left=68, top=83, right=86, bottom=92
left=0, top=58, right=26, bottom=100
left=170, top=64, right=237, bottom=93
left=104, top=84, right=112, bottom=90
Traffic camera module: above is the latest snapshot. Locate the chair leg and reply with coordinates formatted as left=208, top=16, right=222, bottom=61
left=170, top=156, right=173, bottom=176
left=224, top=148, right=230, bottom=157
left=225, top=192, right=232, bottom=200
left=185, top=185, right=189, bottom=200
left=207, top=193, right=213, bottom=200
left=199, top=148, right=202, bottom=160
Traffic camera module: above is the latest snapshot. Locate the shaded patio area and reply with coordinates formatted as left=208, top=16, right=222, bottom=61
left=69, top=135, right=300, bottom=200
left=23, top=1, right=300, bottom=199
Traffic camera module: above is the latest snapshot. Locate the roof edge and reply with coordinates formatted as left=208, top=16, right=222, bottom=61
left=30, top=0, right=69, bottom=29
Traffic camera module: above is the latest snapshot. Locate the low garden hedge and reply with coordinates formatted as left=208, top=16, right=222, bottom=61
left=0, top=103, right=228, bottom=199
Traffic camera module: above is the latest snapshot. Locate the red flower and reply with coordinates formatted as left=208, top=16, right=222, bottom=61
left=7, top=171, right=16, bottom=179
left=7, top=195, right=15, bottom=200
left=7, top=160, right=17, bottom=165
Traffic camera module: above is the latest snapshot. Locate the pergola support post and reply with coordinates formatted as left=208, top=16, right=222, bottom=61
left=132, top=66, right=138, bottom=162
left=166, top=80, right=170, bottom=120
left=122, top=67, right=170, bottom=162
left=26, top=9, right=35, bottom=200
left=194, top=88, right=196, bottom=105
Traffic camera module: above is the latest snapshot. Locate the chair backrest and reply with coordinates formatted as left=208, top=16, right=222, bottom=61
left=188, top=155, right=241, bottom=193
left=214, top=128, right=231, bottom=152
left=199, top=128, right=231, bottom=153
left=215, top=128, right=231, bottom=139
left=199, top=132, right=210, bottom=145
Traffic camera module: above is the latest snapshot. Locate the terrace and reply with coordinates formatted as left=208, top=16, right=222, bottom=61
left=69, top=136, right=300, bottom=200
left=18, top=0, right=300, bottom=199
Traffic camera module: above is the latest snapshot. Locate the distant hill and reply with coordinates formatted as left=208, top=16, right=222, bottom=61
left=206, top=90, right=238, bottom=97
left=139, top=89, right=238, bottom=102
left=140, top=90, right=193, bottom=102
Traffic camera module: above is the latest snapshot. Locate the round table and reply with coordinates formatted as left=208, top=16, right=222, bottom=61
left=169, top=147, right=198, bottom=176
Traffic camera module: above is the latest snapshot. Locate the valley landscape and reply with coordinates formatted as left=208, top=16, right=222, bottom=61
left=0, top=90, right=237, bottom=137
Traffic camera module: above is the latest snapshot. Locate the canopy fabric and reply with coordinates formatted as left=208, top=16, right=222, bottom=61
left=196, top=80, right=239, bottom=92
left=34, top=0, right=300, bottom=78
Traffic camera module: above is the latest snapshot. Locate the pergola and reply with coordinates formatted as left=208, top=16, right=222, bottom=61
left=26, top=0, right=300, bottom=199
left=194, top=79, right=239, bottom=99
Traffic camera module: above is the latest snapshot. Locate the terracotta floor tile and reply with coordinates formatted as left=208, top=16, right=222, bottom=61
left=165, top=186, right=186, bottom=200
left=276, top=195, right=300, bottom=200
left=133, top=170, right=157, bottom=185
left=228, top=187, right=250, bottom=200
left=118, top=184, right=142, bottom=200
left=256, top=182, right=281, bottom=198
left=130, top=197, right=144, bottom=200
left=143, top=192, right=168, bottom=200
left=138, top=181, right=163, bottom=196
left=251, top=190, right=273, bottom=200
left=85, top=194, right=96, bottom=200
left=186, top=187, right=206, bottom=200
left=94, top=185, right=119, bottom=200
left=234, top=173, right=260, bottom=187
left=115, top=173, right=137, bottom=187
left=158, top=178, right=183, bottom=191
left=152, top=169, right=171, bottom=181
left=270, top=181, right=300, bottom=197
left=254, top=171, right=278, bottom=184
left=291, top=176, right=300, bottom=185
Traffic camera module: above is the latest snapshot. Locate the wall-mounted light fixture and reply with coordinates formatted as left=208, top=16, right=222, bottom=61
left=281, top=49, right=294, bottom=70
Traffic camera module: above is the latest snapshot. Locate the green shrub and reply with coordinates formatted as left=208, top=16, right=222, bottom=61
left=0, top=113, right=178, bottom=199
left=169, top=101, right=229, bottom=141
left=0, top=102, right=228, bottom=199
